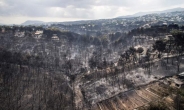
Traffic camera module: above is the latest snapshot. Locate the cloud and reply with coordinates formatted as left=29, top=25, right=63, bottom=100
left=0, top=0, right=129, bottom=18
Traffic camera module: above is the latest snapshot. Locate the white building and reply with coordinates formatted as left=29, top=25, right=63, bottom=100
left=52, top=34, right=59, bottom=41
left=35, top=30, right=43, bottom=39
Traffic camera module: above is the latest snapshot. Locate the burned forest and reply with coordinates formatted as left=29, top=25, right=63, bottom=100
left=1, top=11, right=184, bottom=110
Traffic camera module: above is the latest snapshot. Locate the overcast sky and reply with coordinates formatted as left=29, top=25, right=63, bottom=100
left=0, top=0, right=184, bottom=24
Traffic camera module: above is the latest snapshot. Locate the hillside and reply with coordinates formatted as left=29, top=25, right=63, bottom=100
left=0, top=11, right=184, bottom=109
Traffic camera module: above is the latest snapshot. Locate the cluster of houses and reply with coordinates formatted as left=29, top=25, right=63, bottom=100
left=130, top=34, right=175, bottom=63
left=13, top=29, right=60, bottom=42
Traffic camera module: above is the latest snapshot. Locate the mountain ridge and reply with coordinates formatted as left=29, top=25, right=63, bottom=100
left=117, top=7, right=184, bottom=18
left=20, top=7, right=184, bottom=25
left=21, top=20, right=46, bottom=25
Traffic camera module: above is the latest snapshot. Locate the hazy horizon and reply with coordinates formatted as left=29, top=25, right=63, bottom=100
left=0, top=0, right=184, bottom=24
